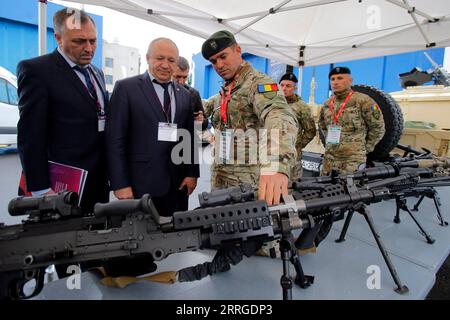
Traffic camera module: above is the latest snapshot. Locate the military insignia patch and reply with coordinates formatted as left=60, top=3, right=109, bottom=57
left=258, top=84, right=278, bottom=99
left=210, top=40, right=217, bottom=50
left=371, top=104, right=381, bottom=119
left=258, top=84, right=278, bottom=93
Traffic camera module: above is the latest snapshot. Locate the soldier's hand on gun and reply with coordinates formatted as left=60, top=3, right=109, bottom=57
left=179, top=177, right=198, bottom=195
left=258, top=172, right=289, bottom=205
left=114, top=186, right=134, bottom=200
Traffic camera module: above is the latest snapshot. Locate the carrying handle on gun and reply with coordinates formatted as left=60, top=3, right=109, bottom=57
left=94, top=194, right=160, bottom=223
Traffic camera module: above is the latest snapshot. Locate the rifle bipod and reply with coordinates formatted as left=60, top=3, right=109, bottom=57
left=411, top=187, right=448, bottom=227
left=394, top=196, right=435, bottom=244
left=279, top=233, right=314, bottom=300
left=335, top=205, right=409, bottom=294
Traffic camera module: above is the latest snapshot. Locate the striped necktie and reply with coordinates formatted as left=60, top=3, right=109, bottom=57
left=73, top=65, right=98, bottom=102
left=153, top=79, right=172, bottom=121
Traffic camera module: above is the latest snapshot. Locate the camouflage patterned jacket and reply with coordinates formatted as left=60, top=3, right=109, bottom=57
left=204, top=61, right=298, bottom=188
left=286, top=94, right=316, bottom=160
left=318, top=88, right=385, bottom=163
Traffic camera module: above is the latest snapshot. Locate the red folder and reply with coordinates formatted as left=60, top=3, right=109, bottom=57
left=19, top=161, right=88, bottom=203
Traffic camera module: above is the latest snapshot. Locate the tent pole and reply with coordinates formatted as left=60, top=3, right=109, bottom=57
left=297, top=65, right=303, bottom=97
left=38, top=0, right=47, bottom=56
left=402, top=0, right=433, bottom=47
left=227, top=0, right=348, bottom=21
left=384, top=0, right=437, bottom=22
left=222, top=22, right=297, bottom=64
left=307, top=16, right=450, bottom=65
left=234, top=0, right=292, bottom=35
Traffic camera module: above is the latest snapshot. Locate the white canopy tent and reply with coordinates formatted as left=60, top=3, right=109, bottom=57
left=53, top=0, right=450, bottom=67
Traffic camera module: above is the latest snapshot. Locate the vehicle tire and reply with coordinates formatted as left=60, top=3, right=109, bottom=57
left=352, top=85, right=404, bottom=161
left=317, top=85, right=403, bottom=161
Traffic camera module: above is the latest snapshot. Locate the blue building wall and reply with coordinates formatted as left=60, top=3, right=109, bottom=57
left=193, top=47, right=445, bottom=104
left=0, top=0, right=103, bottom=75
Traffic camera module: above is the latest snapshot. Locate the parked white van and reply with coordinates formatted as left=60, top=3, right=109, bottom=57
left=0, top=66, right=19, bottom=148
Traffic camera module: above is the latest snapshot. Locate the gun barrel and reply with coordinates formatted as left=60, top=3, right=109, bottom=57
left=293, top=165, right=398, bottom=190
left=396, top=143, right=423, bottom=155
left=300, top=189, right=382, bottom=213
left=424, top=52, right=440, bottom=68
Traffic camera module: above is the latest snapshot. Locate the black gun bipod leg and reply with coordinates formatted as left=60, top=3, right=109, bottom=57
left=396, top=197, right=435, bottom=244
left=412, top=195, right=426, bottom=212
left=357, top=205, right=409, bottom=294
left=279, top=237, right=294, bottom=300
left=394, top=197, right=402, bottom=224
left=431, top=191, right=448, bottom=227
left=279, top=234, right=314, bottom=300
left=336, top=209, right=354, bottom=243
left=290, top=249, right=314, bottom=289
left=411, top=188, right=448, bottom=227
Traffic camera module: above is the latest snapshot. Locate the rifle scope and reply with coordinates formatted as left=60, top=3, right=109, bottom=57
left=8, top=192, right=79, bottom=216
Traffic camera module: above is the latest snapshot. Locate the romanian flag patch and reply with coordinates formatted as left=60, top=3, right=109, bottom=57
left=258, top=84, right=278, bottom=93
left=371, top=104, right=381, bottom=119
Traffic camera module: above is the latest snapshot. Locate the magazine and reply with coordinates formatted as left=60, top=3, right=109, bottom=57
left=19, top=161, right=88, bottom=204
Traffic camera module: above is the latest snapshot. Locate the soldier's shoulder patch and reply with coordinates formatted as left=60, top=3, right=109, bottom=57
left=371, top=104, right=380, bottom=112
left=257, top=83, right=278, bottom=93
left=371, top=104, right=381, bottom=119
left=258, top=83, right=278, bottom=99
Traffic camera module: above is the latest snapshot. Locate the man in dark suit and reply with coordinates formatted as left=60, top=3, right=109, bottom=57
left=16, top=8, right=109, bottom=215
left=106, top=38, right=200, bottom=216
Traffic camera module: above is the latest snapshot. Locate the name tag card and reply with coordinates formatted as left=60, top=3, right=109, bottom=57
left=158, top=122, right=178, bottom=142
left=98, top=115, right=106, bottom=132
left=326, top=125, right=342, bottom=145
left=219, top=131, right=232, bottom=162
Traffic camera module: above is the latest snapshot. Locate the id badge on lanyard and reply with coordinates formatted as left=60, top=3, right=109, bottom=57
left=326, top=90, right=353, bottom=145
left=326, top=125, right=342, bottom=145
left=98, top=114, right=106, bottom=132
left=158, top=122, right=178, bottom=142
left=219, top=130, right=232, bottom=163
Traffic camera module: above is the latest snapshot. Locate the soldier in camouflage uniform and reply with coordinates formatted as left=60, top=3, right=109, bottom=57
left=319, top=67, right=385, bottom=175
left=201, top=30, right=298, bottom=205
left=279, top=73, right=316, bottom=181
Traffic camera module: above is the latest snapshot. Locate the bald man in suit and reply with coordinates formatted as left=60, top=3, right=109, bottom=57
left=107, top=38, right=199, bottom=216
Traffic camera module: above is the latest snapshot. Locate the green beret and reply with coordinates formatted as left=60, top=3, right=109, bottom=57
left=279, top=73, right=298, bottom=83
left=202, top=30, right=237, bottom=60
left=329, top=66, right=351, bottom=79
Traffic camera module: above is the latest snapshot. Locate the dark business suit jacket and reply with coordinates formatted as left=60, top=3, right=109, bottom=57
left=106, top=72, right=199, bottom=209
left=16, top=50, right=110, bottom=214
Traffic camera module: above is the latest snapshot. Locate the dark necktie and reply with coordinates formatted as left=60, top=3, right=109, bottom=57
left=153, top=79, right=172, bottom=121
left=73, top=65, right=99, bottom=103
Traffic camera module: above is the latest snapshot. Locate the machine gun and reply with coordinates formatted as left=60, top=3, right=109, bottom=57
left=1, top=163, right=449, bottom=300
left=0, top=185, right=313, bottom=301
left=399, top=52, right=450, bottom=88
left=292, top=153, right=450, bottom=293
